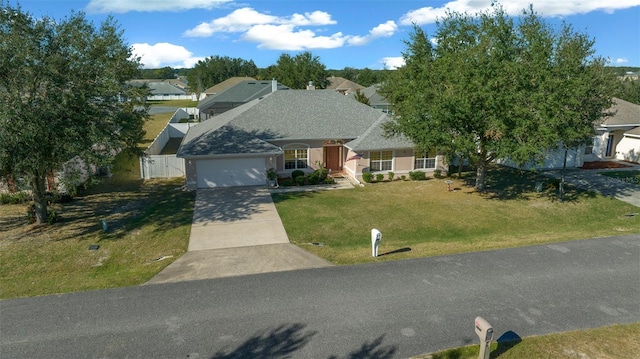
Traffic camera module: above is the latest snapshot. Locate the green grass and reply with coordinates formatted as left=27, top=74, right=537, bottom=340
left=0, top=177, right=195, bottom=299
left=413, top=322, right=640, bottom=359
left=273, top=167, right=639, bottom=265
left=599, top=170, right=640, bottom=185
left=146, top=99, right=198, bottom=107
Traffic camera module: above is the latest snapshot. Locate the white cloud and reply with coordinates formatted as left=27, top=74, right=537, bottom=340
left=381, top=57, right=405, bottom=70
left=184, top=7, right=335, bottom=37
left=242, top=25, right=346, bottom=50
left=183, top=7, right=396, bottom=51
left=400, top=0, right=640, bottom=25
left=614, top=58, right=629, bottom=64
left=86, top=0, right=230, bottom=14
left=347, top=21, right=398, bottom=46
left=131, top=42, right=201, bottom=68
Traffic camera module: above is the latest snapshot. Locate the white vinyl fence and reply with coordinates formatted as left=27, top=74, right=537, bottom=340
left=139, top=108, right=198, bottom=179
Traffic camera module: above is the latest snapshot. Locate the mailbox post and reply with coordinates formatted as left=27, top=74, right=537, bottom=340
left=371, top=229, right=381, bottom=257
left=474, top=316, right=493, bottom=359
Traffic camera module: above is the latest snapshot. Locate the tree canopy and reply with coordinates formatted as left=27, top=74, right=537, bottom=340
left=261, top=52, right=329, bottom=89
left=186, top=55, right=258, bottom=95
left=380, top=5, right=614, bottom=190
left=0, top=3, right=148, bottom=223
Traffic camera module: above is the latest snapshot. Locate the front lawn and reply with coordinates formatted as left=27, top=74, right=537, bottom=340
left=0, top=176, right=195, bottom=299
left=273, top=167, right=639, bottom=265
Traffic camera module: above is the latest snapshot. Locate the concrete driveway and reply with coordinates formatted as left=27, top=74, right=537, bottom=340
left=146, top=187, right=333, bottom=284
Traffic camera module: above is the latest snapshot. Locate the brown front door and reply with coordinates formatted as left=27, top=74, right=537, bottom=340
left=325, top=146, right=342, bottom=172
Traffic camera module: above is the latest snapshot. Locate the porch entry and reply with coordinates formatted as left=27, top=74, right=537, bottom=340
left=323, top=143, right=343, bottom=173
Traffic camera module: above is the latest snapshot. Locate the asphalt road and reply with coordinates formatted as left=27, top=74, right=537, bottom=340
left=2, top=235, right=639, bottom=359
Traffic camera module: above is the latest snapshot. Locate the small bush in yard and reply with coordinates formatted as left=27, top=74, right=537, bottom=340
left=409, top=171, right=426, bottom=181
left=388, top=171, right=395, bottom=181
left=295, top=175, right=306, bottom=186
left=280, top=178, right=295, bottom=186
left=362, top=172, right=373, bottom=183
left=375, top=173, right=384, bottom=182
left=308, top=173, right=319, bottom=185
left=313, top=167, right=328, bottom=182
left=291, top=170, right=305, bottom=179
left=434, top=169, right=443, bottom=178
left=400, top=175, right=406, bottom=181
left=1, top=192, right=30, bottom=204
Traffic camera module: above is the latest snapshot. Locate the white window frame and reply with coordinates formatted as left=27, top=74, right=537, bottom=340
left=283, top=143, right=309, bottom=170
left=414, top=152, right=437, bottom=170
left=370, top=150, right=393, bottom=172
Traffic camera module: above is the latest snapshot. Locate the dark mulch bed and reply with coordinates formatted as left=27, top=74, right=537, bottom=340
left=580, top=161, right=633, bottom=170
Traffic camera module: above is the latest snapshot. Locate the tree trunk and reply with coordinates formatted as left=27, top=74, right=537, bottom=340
left=30, top=172, right=48, bottom=224
left=559, top=148, right=567, bottom=202
left=475, top=161, right=487, bottom=191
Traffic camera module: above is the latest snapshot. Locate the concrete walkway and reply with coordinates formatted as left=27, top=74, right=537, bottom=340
left=146, top=185, right=340, bottom=284
left=543, top=161, right=640, bottom=207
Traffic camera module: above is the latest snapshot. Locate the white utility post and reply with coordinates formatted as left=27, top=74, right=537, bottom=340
left=371, top=229, right=381, bottom=257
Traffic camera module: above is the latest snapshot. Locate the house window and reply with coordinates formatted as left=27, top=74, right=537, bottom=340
left=415, top=152, right=437, bottom=169
left=284, top=144, right=309, bottom=169
left=370, top=151, right=393, bottom=171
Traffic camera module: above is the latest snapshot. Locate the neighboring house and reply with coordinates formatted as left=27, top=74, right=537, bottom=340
left=201, top=77, right=256, bottom=98
left=326, top=76, right=364, bottom=95
left=197, top=79, right=290, bottom=121
left=146, top=82, right=187, bottom=96
left=177, top=87, right=445, bottom=189
left=353, top=84, right=392, bottom=113
left=587, top=98, right=640, bottom=163
left=499, top=97, right=640, bottom=170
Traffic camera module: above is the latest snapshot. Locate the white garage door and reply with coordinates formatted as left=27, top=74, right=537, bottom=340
left=196, top=158, right=266, bottom=188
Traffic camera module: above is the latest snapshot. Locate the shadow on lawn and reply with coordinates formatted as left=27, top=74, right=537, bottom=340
left=15, top=178, right=197, bottom=242
left=460, top=166, right=598, bottom=202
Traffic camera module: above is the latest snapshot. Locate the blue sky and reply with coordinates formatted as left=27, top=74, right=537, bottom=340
left=10, top=0, right=640, bottom=70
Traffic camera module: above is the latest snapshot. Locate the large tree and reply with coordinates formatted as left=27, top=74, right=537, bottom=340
left=0, top=3, right=148, bottom=224
left=186, top=55, right=258, bottom=95
left=264, top=52, right=329, bottom=89
left=380, top=5, right=614, bottom=191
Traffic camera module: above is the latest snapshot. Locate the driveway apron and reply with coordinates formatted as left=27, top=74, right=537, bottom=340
left=146, top=187, right=332, bottom=284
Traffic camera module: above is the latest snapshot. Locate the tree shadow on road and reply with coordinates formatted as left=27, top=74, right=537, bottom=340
left=209, top=324, right=316, bottom=359
left=328, top=335, right=397, bottom=359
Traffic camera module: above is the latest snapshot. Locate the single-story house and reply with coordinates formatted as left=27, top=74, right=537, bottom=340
left=326, top=76, right=364, bottom=95
left=197, top=80, right=290, bottom=121
left=499, top=97, right=640, bottom=170
left=586, top=97, right=640, bottom=163
left=201, top=76, right=256, bottom=98
left=177, top=85, right=445, bottom=189
left=352, top=84, right=392, bottom=113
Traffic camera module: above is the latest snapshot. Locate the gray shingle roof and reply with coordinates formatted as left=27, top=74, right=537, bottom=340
left=178, top=90, right=405, bottom=157
left=345, top=116, right=413, bottom=151
left=203, top=77, right=256, bottom=95
left=147, top=82, right=186, bottom=95
left=602, top=98, right=640, bottom=126
left=197, top=80, right=289, bottom=110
